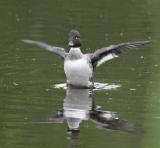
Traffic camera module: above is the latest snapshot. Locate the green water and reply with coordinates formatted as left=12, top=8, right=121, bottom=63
left=0, top=0, right=160, bottom=148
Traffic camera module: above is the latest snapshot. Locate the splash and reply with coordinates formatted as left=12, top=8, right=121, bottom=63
left=54, top=82, right=121, bottom=91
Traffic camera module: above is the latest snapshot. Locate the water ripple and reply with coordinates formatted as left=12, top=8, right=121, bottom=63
left=54, top=82, right=121, bottom=91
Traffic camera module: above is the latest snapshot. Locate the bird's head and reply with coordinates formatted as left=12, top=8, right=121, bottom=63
left=68, top=30, right=81, bottom=47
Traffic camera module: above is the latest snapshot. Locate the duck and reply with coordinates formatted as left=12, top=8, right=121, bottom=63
left=23, top=29, right=151, bottom=88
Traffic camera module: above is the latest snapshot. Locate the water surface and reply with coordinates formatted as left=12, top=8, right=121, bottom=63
left=0, top=0, right=160, bottom=148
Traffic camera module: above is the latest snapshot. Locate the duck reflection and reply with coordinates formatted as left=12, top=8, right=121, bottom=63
left=64, top=88, right=92, bottom=131
left=46, top=86, right=137, bottom=140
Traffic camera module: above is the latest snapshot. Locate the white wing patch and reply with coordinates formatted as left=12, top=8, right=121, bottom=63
left=97, top=53, right=118, bottom=67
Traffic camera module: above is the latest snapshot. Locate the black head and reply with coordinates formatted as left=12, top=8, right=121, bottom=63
left=68, top=30, right=81, bottom=47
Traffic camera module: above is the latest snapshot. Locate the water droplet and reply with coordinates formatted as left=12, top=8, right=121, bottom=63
left=13, top=82, right=19, bottom=86
left=130, top=88, right=136, bottom=91
left=120, top=32, right=124, bottom=36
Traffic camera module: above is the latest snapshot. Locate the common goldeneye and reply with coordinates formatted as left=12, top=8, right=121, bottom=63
left=23, top=30, right=151, bottom=88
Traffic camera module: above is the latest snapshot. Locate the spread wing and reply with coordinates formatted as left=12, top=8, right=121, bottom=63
left=90, top=40, right=151, bottom=68
left=22, top=39, right=67, bottom=59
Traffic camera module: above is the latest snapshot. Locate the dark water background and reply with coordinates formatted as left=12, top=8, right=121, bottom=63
left=0, top=0, right=160, bottom=148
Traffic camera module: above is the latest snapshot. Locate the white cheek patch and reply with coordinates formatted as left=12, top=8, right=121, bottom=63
left=97, top=53, right=118, bottom=67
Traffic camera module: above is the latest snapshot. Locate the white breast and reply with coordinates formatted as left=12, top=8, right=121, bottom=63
left=64, top=58, right=93, bottom=87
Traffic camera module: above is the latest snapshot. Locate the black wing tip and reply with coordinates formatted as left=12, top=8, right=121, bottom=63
left=129, top=40, right=151, bottom=45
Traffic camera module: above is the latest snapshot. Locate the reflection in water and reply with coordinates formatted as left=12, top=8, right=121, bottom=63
left=43, top=86, right=138, bottom=146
